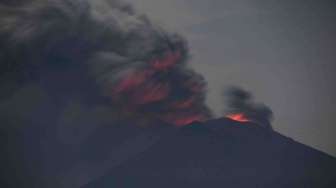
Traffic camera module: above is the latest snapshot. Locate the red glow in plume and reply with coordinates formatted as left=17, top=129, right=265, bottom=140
left=114, top=51, right=181, bottom=95
left=110, top=50, right=208, bottom=127
left=134, top=82, right=170, bottom=104
left=226, top=113, right=250, bottom=123
left=149, top=51, right=181, bottom=71
left=162, top=113, right=206, bottom=127
left=114, top=71, right=152, bottom=94
left=171, top=97, right=195, bottom=109
left=173, top=115, right=204, bottom=126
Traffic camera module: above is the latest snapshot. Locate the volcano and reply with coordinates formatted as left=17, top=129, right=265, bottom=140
left=80, top=118, right=336, bottom=188
left=1, top=1, right=335, bottom=187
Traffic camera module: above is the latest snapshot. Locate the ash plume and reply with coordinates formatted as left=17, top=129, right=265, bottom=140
left=0, top=0, right=212, bottom=127
left=223, top=86, right=274, bottom=130
left=0, top=1, right=214, bottom=187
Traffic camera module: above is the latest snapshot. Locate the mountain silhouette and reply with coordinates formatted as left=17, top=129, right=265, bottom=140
left=81, top=118, right=336, bottom=188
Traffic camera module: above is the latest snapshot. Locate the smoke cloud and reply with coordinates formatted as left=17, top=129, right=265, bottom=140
left=0, top=0, right=212, bottom=127
left=0, top=1, right=215, bottom=186
left=223, top=86, right=274, bottom=130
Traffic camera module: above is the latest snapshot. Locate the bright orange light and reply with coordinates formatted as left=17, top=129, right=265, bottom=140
left=226, top=113, right=250, bottom=122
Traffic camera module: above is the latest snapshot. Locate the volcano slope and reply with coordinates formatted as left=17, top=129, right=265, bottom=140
left=83, top=118, right=336, bottom=188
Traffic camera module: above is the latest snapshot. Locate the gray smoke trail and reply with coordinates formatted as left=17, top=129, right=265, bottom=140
left=224, top=86, right=273, bottom=130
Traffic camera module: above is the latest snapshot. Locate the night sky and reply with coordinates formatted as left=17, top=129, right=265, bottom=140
left=126, top=0, right=336, bottom=156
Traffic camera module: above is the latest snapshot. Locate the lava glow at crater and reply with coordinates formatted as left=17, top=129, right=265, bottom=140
left=226, top=113, right=250, bottom=123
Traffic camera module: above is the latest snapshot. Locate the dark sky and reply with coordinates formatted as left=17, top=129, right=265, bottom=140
left=126, top=0, right=336, bottom=156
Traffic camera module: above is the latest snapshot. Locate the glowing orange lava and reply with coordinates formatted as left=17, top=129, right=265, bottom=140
left=226, top=113, right=250, bottom=122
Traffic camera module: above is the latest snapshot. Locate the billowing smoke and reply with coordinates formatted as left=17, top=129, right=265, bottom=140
left=0, top=0, right=212, bottom=126
left=223, top=86, right=273, bottom=130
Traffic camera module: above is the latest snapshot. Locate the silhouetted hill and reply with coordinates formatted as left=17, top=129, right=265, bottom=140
left=2, top=118, right=335, bottom=187
left=83, top=118, right=336, bottom=188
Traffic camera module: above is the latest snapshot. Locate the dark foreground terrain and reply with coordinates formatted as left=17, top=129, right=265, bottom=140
left=83, top=118, right=336, bottom=188
left=2, top=118, right=336, bottom=187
